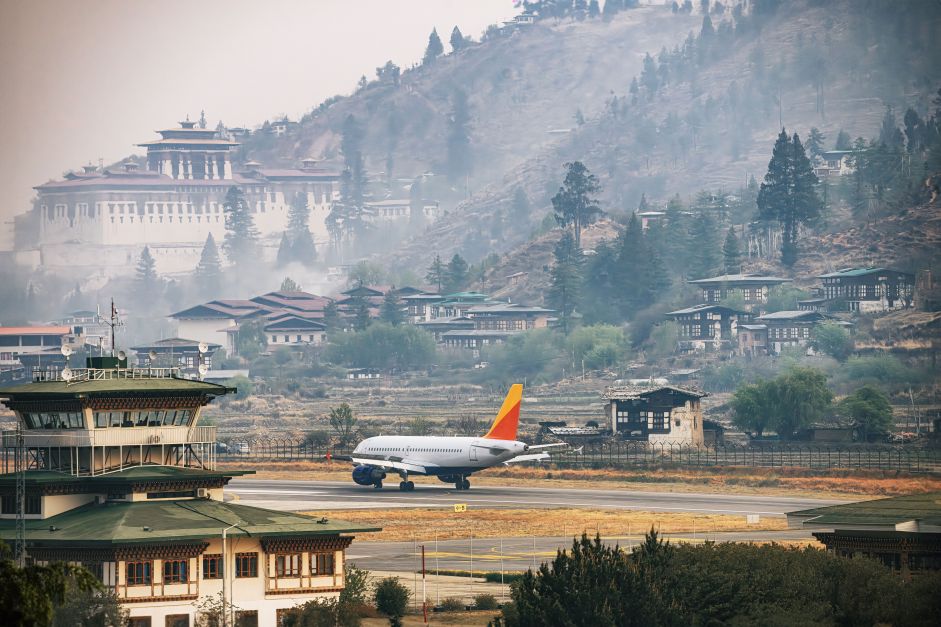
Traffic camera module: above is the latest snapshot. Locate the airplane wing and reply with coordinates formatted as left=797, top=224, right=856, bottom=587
left=503, top=452, right=551, bottom=464
left=350, top=456, right=434, bottom=475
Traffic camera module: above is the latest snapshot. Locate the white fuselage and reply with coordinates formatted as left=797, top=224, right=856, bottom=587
left=353, top=435, right=528, bottom=474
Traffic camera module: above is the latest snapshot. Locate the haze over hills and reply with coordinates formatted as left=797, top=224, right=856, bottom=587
left=238, top=0, right=941, bottom=274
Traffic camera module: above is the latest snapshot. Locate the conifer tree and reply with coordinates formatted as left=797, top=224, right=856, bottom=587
left=425, top=254, right=445, bottom=293
left=613, top=213, right=647, bottom=314
left=640, top=53, right=659, bottom=97
left=353, top=299, right=372, bottom=331
left=588, top=0, right=600, bottom=18
left=280, top=277, right=301, bottom=292
left=449, top=26, right=466, bottom=53
left=276, top=232, right=291, bottom=268
left=286, top=191, right=317, bottom=266
left=322, top=299, right=341, bottom=332
left=195, top=233, right=222, bottom=297
left=548, top=231, right=582, bottom=333
left=135, top=246, right=159, bottom=297
left=380, top=290, right=404, bottom=326
left=222, top=186, right=260, bottom=268
left=806, top=127, right=825, bottom=158
left=551, top=161, right=602, bottom=248
left=688, top=211, right=720, bottom=279
left=446, top=89, right=472, bottom=184
left=423, top=28, right=444, bottom=65
left=834, top=129, right=852, bottom=151
left=444, top=254, right=469, bottom=293
left=722, top=227, right=742, bottom=274
left=663, top=194, right=692, bottom=276
left=757, top=130, right=820, bottom=267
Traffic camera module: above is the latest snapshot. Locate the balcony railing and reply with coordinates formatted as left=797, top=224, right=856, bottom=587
left=32, top=367, right=183, bottom=383
left=2, top=425, right=217, bottom=448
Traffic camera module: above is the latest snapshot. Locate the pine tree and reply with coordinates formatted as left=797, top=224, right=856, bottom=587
left=449, top=26, right=466, bottom=53
left=444, top=254, right=469, bottom=293
left=757, top=130, right=821, bottom=267
left=135, top=246, right=159, bottom=297
left=195, top=233, right=222, bottom=296
left=878, top=107, right=904, bottom=151
left=588, top=0, right=600, bottom=18
left=688, top=211, right=721, bottom=279
left=613, top=213, right=647, bottom=315
left=423, top=28, right=444, bottom=65
left=446, top=89, right=472, bottom=185
left=722, top=227, right=742, bottom=274
left=548, top=231, right=582, bottom=333
left=425, top=254, right=445, bottom=293
left=276, top=232, right=291, bottom=267
left=222, top=186, right=260, bottom=268
left=322, top=299, right=341, bottom=331
left=380, top=289, right=404, bottom=326
left=285, top=192, right=317, bottom=266
left=353, top=296, right=372, bottom=331
left=834, top=129, right=852, bottom=151
left=551, top=161, right=602, bottom=249
left=664, top=194, right=692, bottom=276
left=640, top=53, right=659, bottom=97
left=280, top=277, right=301, bottom=292
left=806, top=127, right=825, bottom=158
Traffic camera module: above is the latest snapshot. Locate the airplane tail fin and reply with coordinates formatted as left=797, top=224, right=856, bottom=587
left=482, top=384, right=523, bottom=441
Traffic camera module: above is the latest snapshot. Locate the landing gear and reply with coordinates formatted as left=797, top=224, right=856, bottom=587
left=374, top=480, right=383, bottom=489
left=454, top=477, right=471, bottom=490
left=399, top=480, right=415, bottom=491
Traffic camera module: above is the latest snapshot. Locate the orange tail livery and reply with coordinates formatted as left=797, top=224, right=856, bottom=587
left=482, top=384, right=523, bottom=440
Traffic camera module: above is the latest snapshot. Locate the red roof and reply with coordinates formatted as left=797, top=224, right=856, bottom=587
left=0, top=326, right=71, bottom=336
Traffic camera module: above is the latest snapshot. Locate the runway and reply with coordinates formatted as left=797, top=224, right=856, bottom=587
left=227, top=478, right=847, bottom=517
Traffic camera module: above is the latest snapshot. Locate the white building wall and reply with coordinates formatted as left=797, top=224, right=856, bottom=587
left=176, top=318, right=236, bottom=349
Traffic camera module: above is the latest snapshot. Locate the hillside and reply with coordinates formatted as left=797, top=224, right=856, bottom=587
left=386, top=0, right=941, bottom=270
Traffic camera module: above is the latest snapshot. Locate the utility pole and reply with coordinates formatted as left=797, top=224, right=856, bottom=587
left=14, top=424, right=26, bottom=567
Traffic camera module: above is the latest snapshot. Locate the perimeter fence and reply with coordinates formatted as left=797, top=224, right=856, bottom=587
left=217, top=438, right=941, bottom=474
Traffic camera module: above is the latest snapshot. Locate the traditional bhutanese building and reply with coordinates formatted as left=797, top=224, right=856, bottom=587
left=0, top=355, right=376, bottom=627
left=19, top=120, right=341, bottom=276
left=602, top=385, right=707, bottom=446
left=787, top=492, right=941, bottom=579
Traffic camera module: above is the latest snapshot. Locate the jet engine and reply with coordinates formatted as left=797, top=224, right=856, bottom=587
left=352, top=464, right=386, bottom=486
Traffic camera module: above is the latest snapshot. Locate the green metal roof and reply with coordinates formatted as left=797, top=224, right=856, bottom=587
left=0, top=377, right=234, bottom=398
left=788, top=491, right=941, bottom=529
left=817, top=267, right=887, bottom=278
left=0, top=499, right=379, bottom=545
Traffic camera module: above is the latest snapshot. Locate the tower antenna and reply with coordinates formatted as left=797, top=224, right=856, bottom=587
left=96, top=299, right=124, bottom=358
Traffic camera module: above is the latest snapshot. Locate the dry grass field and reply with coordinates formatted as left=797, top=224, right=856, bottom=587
left=220, top=460, right=941, bottom=499
left=302, top=507, right=787, bottom=542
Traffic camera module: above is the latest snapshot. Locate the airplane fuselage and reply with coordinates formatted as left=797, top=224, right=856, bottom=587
left=352, top=435, right=528, bottom=475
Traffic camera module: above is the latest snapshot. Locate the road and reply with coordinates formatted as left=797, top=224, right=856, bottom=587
left=227, top=478, right=847, bottom=517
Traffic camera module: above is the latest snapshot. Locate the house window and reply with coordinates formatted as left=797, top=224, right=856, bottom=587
left=163, top=559, right=188, bottom=583
left=128, top=619, right=152, bottom=627
left=283, top=335, right=289, bottom=343
left=126, top=560, right=152, bottom=586
left=165, top=615, right=190, bottom=627
left=275, top=554, right=301, bottom=577
left=311, top=552, right=335, bottom=575
left=235, top=553, right=258, bottom=578
left=26, top=494, right=41, bottom=515
left=203, top=554, right=223, bottom=579
left=296, top=335, right=302, bottom=342
left=271, top=335, right=277, bottom=343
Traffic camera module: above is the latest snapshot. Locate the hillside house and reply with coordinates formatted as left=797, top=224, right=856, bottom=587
left=402, top=293, right=445, bottom=323
left=664, top=304, right=754, bottom=352
left=0, top=326, right=84, bottom=371
left=817, top=267, right=915, bottom=312
left=415, top=316, right=475, bottom=341
left=465, top=303, right=554, bottom=331
left=688, top=273, right=792, bottom=307
left=813, top=150, right=855, bottom=178
left=602, top=385, right=707, bottom=446
left=749, top=310, right=832, bottom=355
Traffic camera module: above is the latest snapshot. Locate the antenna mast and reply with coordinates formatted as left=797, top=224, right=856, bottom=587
left=97, top=299, right=124, bottom=358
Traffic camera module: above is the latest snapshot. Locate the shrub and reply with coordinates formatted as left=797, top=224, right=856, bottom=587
left=439, top=597, right=466, bottom=612
left=373, top=577, right=409, bottom=626
left=473, top=593, right=499, bottom=610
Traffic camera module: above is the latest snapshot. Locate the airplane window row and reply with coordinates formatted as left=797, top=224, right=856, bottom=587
left=368, top=447, right=460, bottom=453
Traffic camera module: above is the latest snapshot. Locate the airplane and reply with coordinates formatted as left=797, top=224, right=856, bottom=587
left=338, top=384, right=567, bottom=491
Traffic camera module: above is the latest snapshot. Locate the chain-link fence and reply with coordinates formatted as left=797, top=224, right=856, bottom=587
left=216, top=438, right=941, bottom=473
